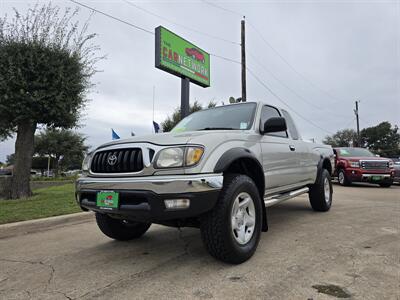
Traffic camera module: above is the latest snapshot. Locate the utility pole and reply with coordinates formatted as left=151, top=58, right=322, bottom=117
left=354, top=100, right=360, bottom=146
left=241, top=17, right=246, bottom=102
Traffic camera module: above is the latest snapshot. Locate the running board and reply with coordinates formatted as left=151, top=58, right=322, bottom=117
left=264, top=187, right=309, bottom=207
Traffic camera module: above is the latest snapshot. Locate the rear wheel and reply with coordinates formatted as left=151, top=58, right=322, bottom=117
left=379, top=180, right=393, bottom=188
left=200, top=174, right=262, bottom=264
left=309, top=169, right=332, bottom=212
left=338, top=169, right=351, bottom=186
left=95, top=213, right=151, bottom=241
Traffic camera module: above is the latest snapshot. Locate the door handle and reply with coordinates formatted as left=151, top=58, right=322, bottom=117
left=289, top=145, right=296, bottom=151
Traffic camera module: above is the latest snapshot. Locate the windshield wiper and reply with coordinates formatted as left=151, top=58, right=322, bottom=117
left=197, top=127, right=236, bottom=131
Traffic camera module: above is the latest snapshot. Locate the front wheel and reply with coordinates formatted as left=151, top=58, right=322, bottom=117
left=338, top=169, right=351, bottom=186
left=379, top=180, right=393, bottom=188
left=309, top=169, right=333, bottom=212
left=95, top=213, right=151, bottom=241
left=200, top=174, right=262, bottom=264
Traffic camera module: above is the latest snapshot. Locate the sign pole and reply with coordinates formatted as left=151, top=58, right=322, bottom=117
left=181, top=77, right=190, bottom=119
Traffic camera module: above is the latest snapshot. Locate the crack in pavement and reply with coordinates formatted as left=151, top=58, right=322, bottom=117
left=0, top=278, right=8, bottom=284
left=0, top=258, right=56, bottom=295
left=52, top=290, right=74, bottom=300
left=78, top=233, right=197, bottom=299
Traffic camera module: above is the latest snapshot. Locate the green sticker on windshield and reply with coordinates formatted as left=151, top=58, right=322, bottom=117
left=340, top=149, right=350, bottom=155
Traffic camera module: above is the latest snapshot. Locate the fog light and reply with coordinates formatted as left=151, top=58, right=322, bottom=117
left=164, top=199, right=190, bottom=210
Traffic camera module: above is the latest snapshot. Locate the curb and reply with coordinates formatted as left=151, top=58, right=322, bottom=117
left=0, top=212, right=94, bottom=239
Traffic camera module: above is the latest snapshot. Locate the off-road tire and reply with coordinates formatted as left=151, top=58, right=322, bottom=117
left=379, top=181, right=393, bottom=188
left=200, top=174, right=262, bottom=264
left=338, top=169, right=351, bottom=186
left=309, top=169, right=332, bottom=212
left=95, top=213, right=151, bottom=241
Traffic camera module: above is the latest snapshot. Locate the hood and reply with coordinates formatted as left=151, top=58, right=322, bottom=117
left=95, top=130, right=247, bottom=150
left=340, top=156, right=390, bottom=161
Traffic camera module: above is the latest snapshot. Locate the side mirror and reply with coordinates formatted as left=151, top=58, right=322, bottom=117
left=262, top=117, right=287, bottom=134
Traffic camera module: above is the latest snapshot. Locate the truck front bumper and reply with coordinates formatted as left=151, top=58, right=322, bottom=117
left=75, top=174, right=223, bottom=222
left=344, top=168, right=394, bottom=183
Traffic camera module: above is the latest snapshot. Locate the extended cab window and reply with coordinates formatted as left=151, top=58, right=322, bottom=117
left=260, top=105, right=287, bottom=138
left=281, top=109, right=300, bottom=140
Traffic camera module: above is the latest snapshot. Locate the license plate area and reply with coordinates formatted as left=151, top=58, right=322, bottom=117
left=371, top=176, right=382, bottom=181
left=96, top=191, right=119, bottom=210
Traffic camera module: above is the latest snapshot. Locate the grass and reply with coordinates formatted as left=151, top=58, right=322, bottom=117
left=0, top=183, right=81, bottom=224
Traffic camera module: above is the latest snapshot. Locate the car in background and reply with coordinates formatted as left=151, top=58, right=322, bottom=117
left=61, top=169, right=81, bottom=177
left=390, top=157, right=400, bottom=184
left=333, top=147, right=395, bottom=187
left=0, top=168, right=12, bottom=176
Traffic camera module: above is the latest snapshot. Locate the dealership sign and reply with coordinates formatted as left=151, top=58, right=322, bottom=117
left=155, top=26, right=210, bottom=87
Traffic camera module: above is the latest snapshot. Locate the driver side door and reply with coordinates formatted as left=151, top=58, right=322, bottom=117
left=259, top=105, right=298, bottom=192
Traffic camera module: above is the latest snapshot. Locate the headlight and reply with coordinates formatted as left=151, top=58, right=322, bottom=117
left=155, top=146, right=204, bottom=168
left=82, top=152, right=93, bottom=172
left=350, top=161, right=360, bottom=168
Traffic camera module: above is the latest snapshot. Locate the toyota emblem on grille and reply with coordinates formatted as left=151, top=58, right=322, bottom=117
left=107, top=154, right=118, bottom=166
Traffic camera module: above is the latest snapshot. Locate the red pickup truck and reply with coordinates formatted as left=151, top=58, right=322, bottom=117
left=333, top=147, right=395, bottom=187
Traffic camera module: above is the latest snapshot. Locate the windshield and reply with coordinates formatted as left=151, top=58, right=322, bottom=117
left=171, top=103, right=257, bottom=133
left=337, top=147, right=374, bottom=157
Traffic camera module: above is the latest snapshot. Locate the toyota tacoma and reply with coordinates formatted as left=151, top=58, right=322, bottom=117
left=76, top=102, right=335, bottom=264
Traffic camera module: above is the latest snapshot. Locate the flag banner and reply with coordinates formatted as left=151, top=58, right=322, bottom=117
left=153, top=121, right=161, bottom=133
left=111, top=129, right=120, bottom=140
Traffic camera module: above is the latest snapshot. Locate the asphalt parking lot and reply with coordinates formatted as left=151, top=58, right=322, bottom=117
left=0, top=183, right=399, bottom=300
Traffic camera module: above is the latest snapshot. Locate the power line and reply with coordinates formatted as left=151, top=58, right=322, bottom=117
left=69, top=0, right=154, bottom=35
left=203, top=53, right=334, bottom=134
left=246, top=67, right=334, bottom=135
left=210, top=53, right=241, bottom=65
left=71, top=0, right=333, bottom=135
left=199, top=0, right=243, bottom=17
left=247, top=51, right=323, bottom=110
left=248, top=50, right=352, bottom=119
left=343, top=117, right=356, bottom=129
left=246, top=20, right=346, bottom=104
left=123, top=0, right=240, bottom=46
left=199, top=0, right=347, bottom=104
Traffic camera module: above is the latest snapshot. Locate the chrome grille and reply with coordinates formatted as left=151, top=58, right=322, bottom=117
left=360, top=160, right=389, bottom=170
left=91, top=148, right=143, bottom=173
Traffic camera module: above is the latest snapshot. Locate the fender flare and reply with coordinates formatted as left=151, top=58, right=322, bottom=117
left=315, top=156, right=332, bottom=185
left=214, top=147, right=263, bottom=174
left=213, top=147, right=268, bottom=232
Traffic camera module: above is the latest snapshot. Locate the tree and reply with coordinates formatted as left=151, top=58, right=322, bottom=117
left=0, top=4, right=100, bottom=198
left=323, top=129, right=358, bottom=147
left=161, top=101, right=216, bottom=132
left=6, top=154, right=15, bottom=166
left=34, top=129, right=89, bottom=175
left=361, top=122, right=400, bottom=157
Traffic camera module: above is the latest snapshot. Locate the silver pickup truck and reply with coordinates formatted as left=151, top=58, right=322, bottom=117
left=76, top=102, right=334, bottom=264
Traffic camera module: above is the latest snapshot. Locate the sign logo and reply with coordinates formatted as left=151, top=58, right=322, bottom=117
left=107, top=154, right=117, bottom=166
left=155, top=26, right=210, bottom=88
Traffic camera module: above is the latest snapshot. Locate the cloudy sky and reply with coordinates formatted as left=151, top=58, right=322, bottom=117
left=0, top=0, right=399, bottom=162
